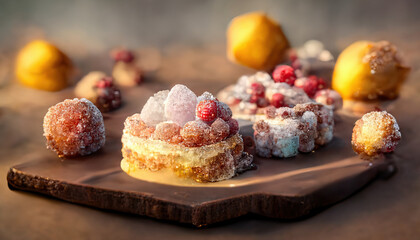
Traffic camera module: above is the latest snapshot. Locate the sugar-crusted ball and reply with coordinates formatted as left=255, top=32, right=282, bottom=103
left=352, top=111, right=401, bottom=157
left=43, top=98, right=105, bottom=157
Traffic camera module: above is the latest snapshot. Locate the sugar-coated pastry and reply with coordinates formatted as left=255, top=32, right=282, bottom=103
left=121, top=84, right=253, bottom=182
left=43, top=98, right=105, bottom=157
left=16, top=40, right=73, bottom=91
left=332, top=40, right=410, bottom=100
left=227, top=12, right=289, bottom=70
left=352, top=111, right=401, bottom=157
left=253, top=102, right=333, bottom=158
left=75, top=72, right=122, bottom=112
left=111, top=49, right=143, bottom=86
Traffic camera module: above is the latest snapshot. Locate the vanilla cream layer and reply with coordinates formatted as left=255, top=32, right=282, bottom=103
left=121, top=133, right=242, bottom=168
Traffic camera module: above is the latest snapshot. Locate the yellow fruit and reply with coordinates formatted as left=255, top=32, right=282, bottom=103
left=15, top=40, right=73, bottom=91
left=332, top=40, right=410, bottom=100
left=227, top=12, right=289, bottom=70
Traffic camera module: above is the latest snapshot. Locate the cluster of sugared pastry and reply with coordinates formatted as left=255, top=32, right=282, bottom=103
left=219, top=69, right=342, bottom=119
left=121, top=84, right=253, bottom=182
left=253, top=103, right=333, bottom=158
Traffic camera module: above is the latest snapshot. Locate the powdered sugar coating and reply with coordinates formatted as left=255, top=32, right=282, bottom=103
left=352, top=111, right=401, bottom=157
left=43, top=98, right=105, bottom=157
left=140, top=90, right=169, bottom=126
left=253, top=102, right=335, bottom=158
left=152, top=121, right=183, bottom=144
left=180, top=119, right=211, bottom=147
left=209, top=118, right=230, bottom=143
left=197, top=91, right=216, bottom=103
left=164, top=85, right=197, bottom=127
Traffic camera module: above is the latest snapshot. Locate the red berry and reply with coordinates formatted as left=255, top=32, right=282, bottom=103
left=96, top=77, right=114, bottom=88
left=303, top=78, right=318, bottom=98
left=249, top=94, right=259, bottom=104
left=289, top=51, right=298, bottom=62
left=227, top=118, right=239, bottom=137
left=250, top=82, right=265, bottom=97
left=271, top=93, right=285, bottom=108
left=292, top=59, right=301, bottom=70
left=196, top=100, right=218, bottom=122
left=272, top=65, right=296, bottom=86
left=257, top=97, right=269, bottom=108
left=216, top=102, right=232, bottom=121
left=317, top=78, right=327, bottom=90
left=112, top=49, right=135, bottom=63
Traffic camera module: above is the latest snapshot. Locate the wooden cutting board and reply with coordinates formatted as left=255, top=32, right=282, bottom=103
left=6, top=106, right=396, bottom=227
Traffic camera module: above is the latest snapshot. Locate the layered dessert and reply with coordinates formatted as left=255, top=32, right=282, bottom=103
left=121, top=84, right=253, bottom=182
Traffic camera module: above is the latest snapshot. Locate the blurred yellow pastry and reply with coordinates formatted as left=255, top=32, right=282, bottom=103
left=332, top=40, right=410, bottom=101
left=227, top=12, right=289, bottom=70
left=15, top=40, right=73, bottom=91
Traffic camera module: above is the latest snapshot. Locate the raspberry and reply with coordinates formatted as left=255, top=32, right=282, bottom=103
left=196, top=100, right=218, bottom=122
left=250, top=82, right=265, bottom=97
left=227, top=118, right=239, bottom=137
left=209, top=118, right=230, bottom=143
left=216, top=102, right=232, bottom=121
left=180, top=120, right=210, bottom=147
left=112, top=49, right=135, bottom=63
left=272, top=65, right=296, bottom=86
left=271, top=93, right=285, bottom=108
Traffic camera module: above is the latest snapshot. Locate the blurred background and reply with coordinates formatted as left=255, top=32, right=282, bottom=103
left=0, top=0, right=419, bottom=91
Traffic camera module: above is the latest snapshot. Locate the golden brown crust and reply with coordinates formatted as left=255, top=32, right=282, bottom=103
left=351, top=111, right=401, bottom=157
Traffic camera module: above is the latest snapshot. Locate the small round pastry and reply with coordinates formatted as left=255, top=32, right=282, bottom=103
left=43, top=98, right=105, bottom=157
left=227, top=12, right=289, bottom=70
left=75, top=73, right=122, bottom=112
left=16, top=40, right=73, bottom=91
left=352, top=111, right=401, bottom=157
left=111, top=49, right=143, bottom=86
left=75, top=71, right=107, bottom=101
left=332, top=40, right=410, bottom=101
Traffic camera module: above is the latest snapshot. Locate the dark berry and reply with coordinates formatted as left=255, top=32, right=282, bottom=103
left=227, top=118, right=239, bottom=137
left=216, top=102, right=232, bottom=121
